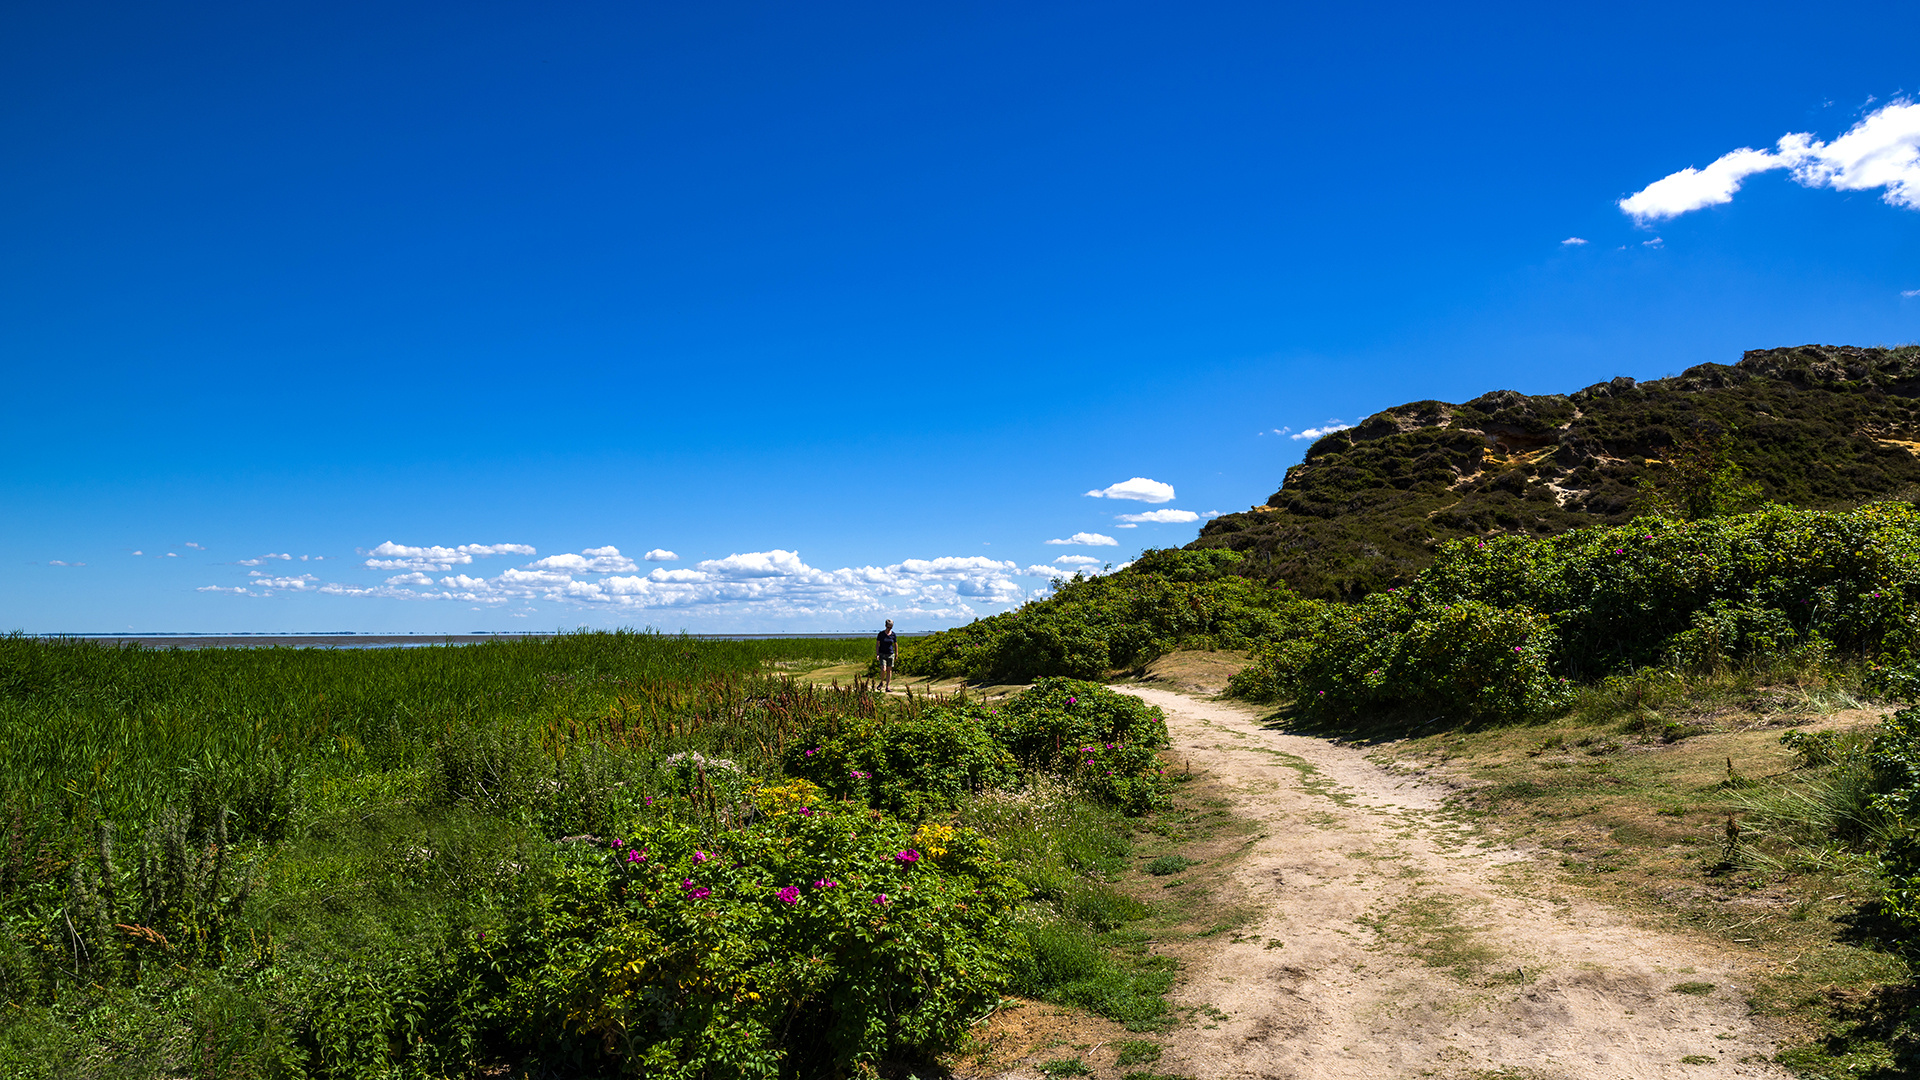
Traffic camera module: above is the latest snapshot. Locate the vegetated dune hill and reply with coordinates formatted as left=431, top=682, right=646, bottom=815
left=1190, top=343, right=1920, bottom=599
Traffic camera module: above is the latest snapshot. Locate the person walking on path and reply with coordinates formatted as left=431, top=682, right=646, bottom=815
left=875, top=619, right=898, bottom=691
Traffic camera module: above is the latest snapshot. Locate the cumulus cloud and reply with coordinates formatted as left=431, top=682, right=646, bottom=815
left=1045, top=532, right=1120, bottom=546
left=363, top=540, right=538, bottom=572
left=184, top=542, right=204, bottom=550
left=163, top=552, right=178, bottom=558
left=236, top=553, right=293, bottom=566
left=1292, top=422, right=1353, bottom=440
left=204, top=543, right=1103, bottom=623
left=528, top=546, right=639, bottom=574
left=644, top=549, right=679, bottom=562
left=1201, top=510, right=1222, bottom=518
left=1561, top=237, right=1589, bottom=245
left=1621, top=100, right=1920, bottom=222
left=1084, top=478, right=1176, bottom=503
left=1054, top=555, right=1103, bottom=566
left=1115, top=509, right=1201, bottom=524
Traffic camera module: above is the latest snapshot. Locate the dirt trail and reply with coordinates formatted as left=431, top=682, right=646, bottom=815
left=1113, top=686, right=1791, bottom=1080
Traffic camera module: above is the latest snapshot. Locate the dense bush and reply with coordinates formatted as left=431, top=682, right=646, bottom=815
left=1410, top=502, right=1920, bottom=675
left=989, top=680, right=1173, bottom=813
left=783, top=708, right=1017, bottom=818
left=784, top=681, right=1174, bottom=816
left=898, top=549, right=1321, bottom=683
left=484, top=800, right=1024, bottom=1078
left=1231, top=503, right=1920, bottom=722
left=1229, top=595, right=1569, bottom=723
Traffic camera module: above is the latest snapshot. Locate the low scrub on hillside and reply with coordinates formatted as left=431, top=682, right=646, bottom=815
left=1193, top=344, right=1920, bottom=599
left=897, top=548, right=1321, bottom=683
left=1232, top=502, right=1920, bottom=722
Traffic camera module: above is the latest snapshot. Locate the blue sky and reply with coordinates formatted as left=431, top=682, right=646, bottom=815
left=5, top=0, right=1918, bottom=633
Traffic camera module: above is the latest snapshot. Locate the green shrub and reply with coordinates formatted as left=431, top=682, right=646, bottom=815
left=484, top=806, right=1022, bottom=1078
left=989, top=680, right=1173, bottom=813
left=783, top=707, right=1017, bottom=819
left=897, top=549, right=1320, bottom=683
left=1232, top=594, right=1570, bottom=723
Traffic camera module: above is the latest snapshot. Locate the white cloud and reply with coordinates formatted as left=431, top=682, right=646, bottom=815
left=236, top=553, right=293, bottom=566
left=1084, top=477, right=1176, bottom=503
left=1269, top=427, right=1291, bottom=437
left=1292, top=422, right=1353, bottom=440
left=1114, top=523, right=1137, bottom=528
left=363, top=540, right=538, bottom=572
left=644, top=549, right=679, bottom=562
left=47, top=560, right=85, bottom=567
left=184, top=542, right=204, bottom=550
left=1561, top=236, right=1588, bottom=245
left=1903, top=289, right=1920, bottom=298
left=528, top=547, right=639, bottom=574
left=163, top=552, right=178, bottom=558
left=1643, top=237, right=1664, bottom=247
left=1055, top=555, right=1103, bottom=566
left=1045, top=532, right=1120, bottom=546
left=1620, top=100, right=1920, bottom=222
left=1201, top=510, right=1222, bottom=518
left=131, top=550, right=143, bottom=556
left=205, top=543, right=1104, bottom=623
left=1116, top=509, right=1201, bottom=524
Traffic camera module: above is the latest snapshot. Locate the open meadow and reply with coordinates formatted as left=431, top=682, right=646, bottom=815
left=0, top=633, right=1184, bottom=1079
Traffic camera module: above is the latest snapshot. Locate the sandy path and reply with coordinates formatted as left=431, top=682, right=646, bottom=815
left=1116, top=686, right=1791, bottom=1080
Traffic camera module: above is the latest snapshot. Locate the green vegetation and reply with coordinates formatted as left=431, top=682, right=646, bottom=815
left=897, top=548, right=1318, bottom=683
left=1193, top=344, right=1920, bottom=599
left=0, top=634, right=1177, bottom=1078
left=1232, top=502, right=1920, bottom=722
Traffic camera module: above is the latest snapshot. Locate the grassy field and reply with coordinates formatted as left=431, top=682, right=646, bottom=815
left=0, top=633, right=1181, bottom=1079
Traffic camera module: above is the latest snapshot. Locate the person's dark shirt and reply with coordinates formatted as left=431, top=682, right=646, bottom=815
left=876, top=629, right=897, bottom=658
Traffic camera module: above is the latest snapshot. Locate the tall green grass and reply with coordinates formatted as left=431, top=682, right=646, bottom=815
left=0, top=631, right=869, bottom=828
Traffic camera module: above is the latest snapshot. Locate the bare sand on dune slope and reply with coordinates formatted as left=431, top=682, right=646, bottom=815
left=1095, top=686, right=1791, bottom=1080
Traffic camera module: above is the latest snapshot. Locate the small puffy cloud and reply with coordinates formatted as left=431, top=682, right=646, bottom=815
left=363, top=540, right=538, bottom=572
left=47, top=560, right=85, bottom=567
left=386, top=572, right=435, bottom=585
left=1903, top=289, right=1920, bottom=298
left=1054, top=555, right=1103, bottom=566
left=701, top=550, right=809, bottom=577
left=1643, top=237, right=1664, bottom=247
left=131, top=550, right=143, bottom=556
left=184, top=542, right=204, bottom=550
left=529, top=547, right=638, bottom=574
left=1084, top=477, right=1176, bottom=503
left=1292, top=422, right=1353, bottom=440
left=1201, top=510, right=1222, bottom=518
left=1561, top=237, right=1588, bottom=245
left=1115, top=509, right=1201, bottom=524
left=645, top=549, right=679, bottom=562
left=1621, top=100, right=1920, bottom=222
left=236, top=553, right=293, bottom=566
left=163, top=552, right=178, bottom=558
left=1045, top=532, right=1120, bottom=546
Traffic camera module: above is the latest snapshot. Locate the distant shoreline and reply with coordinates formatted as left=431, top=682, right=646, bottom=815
left=28, top=632, right=914, bottom=649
